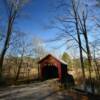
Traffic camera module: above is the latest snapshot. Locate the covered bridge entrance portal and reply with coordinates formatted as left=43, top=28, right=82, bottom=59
left=42, top=65, right=58, bottom=80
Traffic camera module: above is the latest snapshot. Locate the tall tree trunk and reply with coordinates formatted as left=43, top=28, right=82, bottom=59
left=15, top=57, right=23, bottom=81
left=85, top=34, right=92, bottom=78
left=0, top=18, right=12, bottom=78
left=72, top=0, right=86, bottom=89
left=0, top=48, right=6, bottom=78
left=84, top=32, right=95, bottom=93
left=76, top=24, right=86, bottom=88
left=94, top=60, right=100, bottom=80
left=93, top=48, right=100, bottom=80
left=82, top=12, right=95, bottom=93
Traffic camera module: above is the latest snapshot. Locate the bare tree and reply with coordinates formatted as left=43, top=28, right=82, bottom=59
left=77, top=8, right=95, bottom=93
left=64, top=0, right=96, bottom=92
left=14, top=40, right=33, bottom=81
left=15, top=48, right=24, bottom=81
left=0, top=0, right=30, bottom=78
left=71, top=0, right=86, bottom=86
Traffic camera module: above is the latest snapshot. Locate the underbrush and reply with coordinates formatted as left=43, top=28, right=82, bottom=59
left=75, top=76, right=100, bottom=94
left=0, top=77, right=40, bottom=87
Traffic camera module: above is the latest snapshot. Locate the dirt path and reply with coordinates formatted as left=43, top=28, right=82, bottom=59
left=0, top=80, right=71, bottom=100
left=0, top=79, right=95, bottom=100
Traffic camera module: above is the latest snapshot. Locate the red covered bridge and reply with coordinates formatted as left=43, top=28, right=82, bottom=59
left=38, top=54, right=67, bottom=81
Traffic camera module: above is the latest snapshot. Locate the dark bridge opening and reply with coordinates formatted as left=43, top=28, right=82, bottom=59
left=42, top=65, right=58, bottom=80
